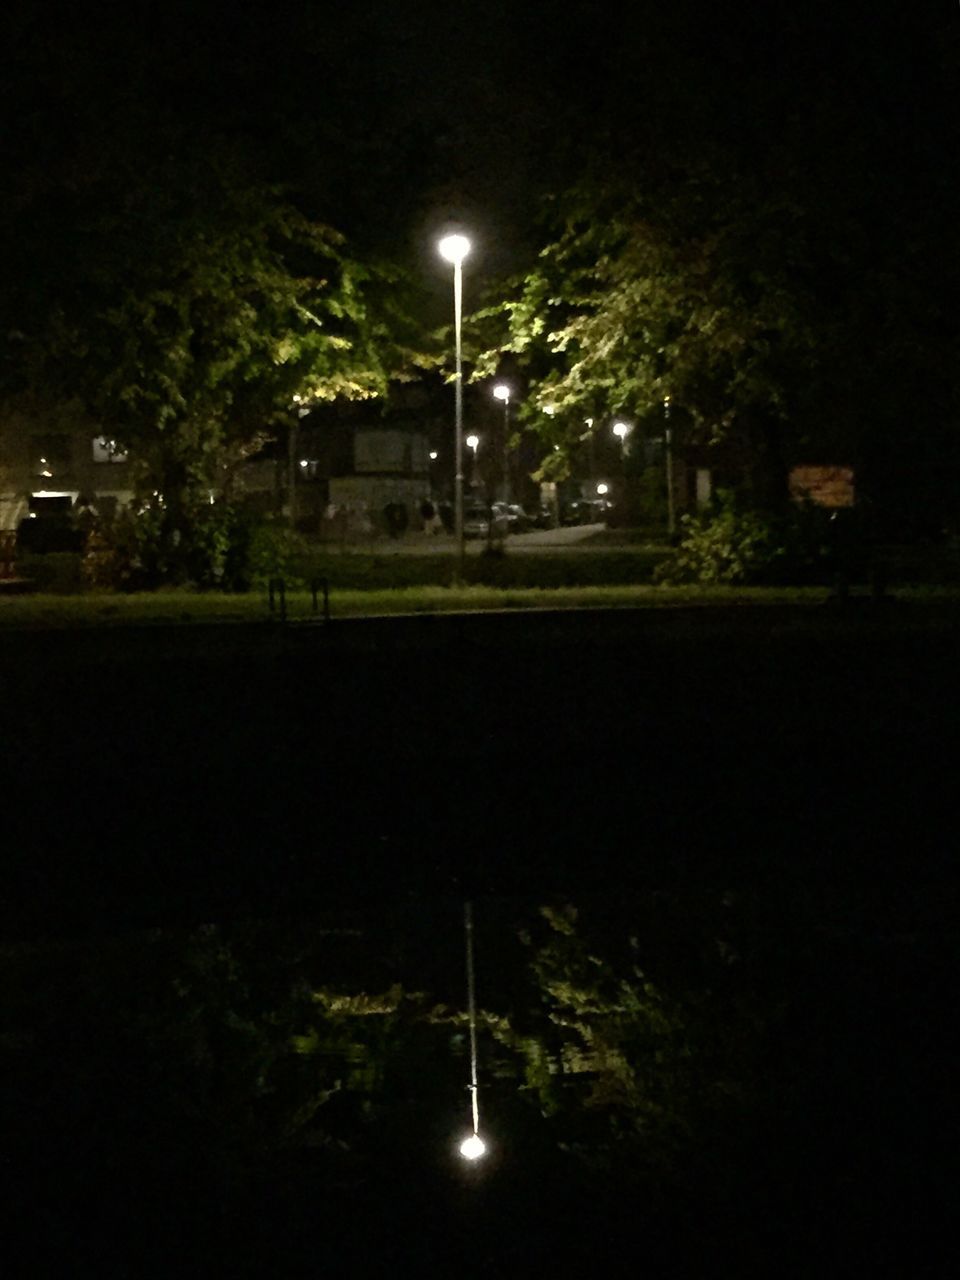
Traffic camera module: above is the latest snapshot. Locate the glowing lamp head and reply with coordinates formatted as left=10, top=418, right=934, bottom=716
left=596, top=483, right=609, bottom=495
left=429, top=450, right=438, bottom=460
left=613, top=422, right=629, bottom=440
left=459, top=1134, right=487, bottom=1161
left=466, top=434, right=479, bottom=451
left=438, top=234, right=471, bottom=266
left=493, top=384, right=510, bottom=403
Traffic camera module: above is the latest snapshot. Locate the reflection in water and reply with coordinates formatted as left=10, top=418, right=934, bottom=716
left=0, top=893, right=951, bottom=1270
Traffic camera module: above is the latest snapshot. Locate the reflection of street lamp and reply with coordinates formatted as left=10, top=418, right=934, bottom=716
left=438, top=233, right=471, bottom=573
left=493, top=384, right=511, bottom=502
left=466, top=433, right=479, bottom=489
left=457, top=901, right=487, bottom=1163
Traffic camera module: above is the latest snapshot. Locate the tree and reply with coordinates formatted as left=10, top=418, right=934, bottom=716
left=0, top=137, right=428, bottom=579
left=471, top=173, right=830, bottom=508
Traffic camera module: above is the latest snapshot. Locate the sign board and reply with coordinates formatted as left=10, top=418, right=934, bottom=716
left=789, top=466, right=855, bottom=509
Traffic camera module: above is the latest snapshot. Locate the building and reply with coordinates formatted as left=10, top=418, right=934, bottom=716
left=0, top=403, right=134, bottom=533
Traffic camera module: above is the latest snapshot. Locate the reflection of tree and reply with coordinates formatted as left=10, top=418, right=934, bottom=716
left=1, top=902, right=767, bottom=1242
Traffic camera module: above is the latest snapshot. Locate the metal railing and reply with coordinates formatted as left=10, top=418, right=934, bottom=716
left=267, top=577, right=330, bottom=624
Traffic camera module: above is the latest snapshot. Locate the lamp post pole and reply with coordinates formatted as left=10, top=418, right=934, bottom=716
left=438, top=235, right=471, bottom=577
left=493, top=384, right=511, bottom=503
left=453, top=256, right=464, bottom=570
left=664, top=395, right=676, bottom=537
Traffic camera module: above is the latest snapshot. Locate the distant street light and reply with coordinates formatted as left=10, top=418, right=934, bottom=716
left=493, top=384, right=511, bottom=502
left=438, top=233, right=471, bottom=574
left=596, top=482, right=609, bottom=496
left=466, top=433, right=480, bottom=489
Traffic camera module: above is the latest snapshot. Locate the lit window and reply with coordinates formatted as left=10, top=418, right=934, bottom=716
left=92, top=436, right=129, bottom=463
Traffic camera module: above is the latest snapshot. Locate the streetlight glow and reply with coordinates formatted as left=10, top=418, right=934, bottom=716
left=466, top=434, right=479, bottom=451
left=612, top=421, right=629, bottom=440
left=459, top=1134, right=487, bottom=1161
left=438, top=234, right=471, bottom=266
left=596, top=482, right=609, bottom=495
left=429, top=450, right=438, bottom=460
left=492, top=384, right=510, bottom=403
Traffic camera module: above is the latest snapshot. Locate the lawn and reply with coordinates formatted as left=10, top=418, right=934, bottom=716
left=0, top=581, right=861, bottom=628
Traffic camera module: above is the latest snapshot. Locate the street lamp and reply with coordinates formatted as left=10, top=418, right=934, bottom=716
left=493, top=384, right=511, bottom=502
left=438, top=233, right=471, bottom=574
left=466, top=433, right=479, bottom=490
left=663, top=395, right=676, bottom=537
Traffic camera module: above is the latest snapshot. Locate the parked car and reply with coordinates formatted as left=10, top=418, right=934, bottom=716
left=16, top=495, right=85, bottom=553
left=464, top=503, right=510, bottom=539
left=561, top=498, right=612, bottom=526
left=491, top=502, right=532, bottom=533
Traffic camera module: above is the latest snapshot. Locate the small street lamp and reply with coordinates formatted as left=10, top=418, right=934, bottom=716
left=438, top=233, right=471, bottom=574
left=466, top=433, right=480, bottom=489
left=492, top=384, right=511, bottom=502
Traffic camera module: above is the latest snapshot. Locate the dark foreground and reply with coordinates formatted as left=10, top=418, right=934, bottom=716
left=2, top=604, right=958, bottom=1275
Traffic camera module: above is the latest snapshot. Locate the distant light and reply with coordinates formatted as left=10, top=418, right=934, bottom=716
left=459, top=1134, right=487, bottom=1161
left=300, top=459, right=309, bottom=468
left=596, top=483, right=609, bottom=495
left=493, top=384, right=510, bottom=403
left=429, top=451, right=438, bottom=461
left=466, top=434, right=479, bottom=451
left=613, top=422, right=629, bottom=440
left=28, top=512, right=37, bottom=519
left=438, top=234, right=471, bottom=266
left=292, top=394, right=302, bottom=404
left=40, top=470, right=52, bottom=478
left=584, top=417, right=594, bottom=428
left=39, top=457, right=47, bottom=465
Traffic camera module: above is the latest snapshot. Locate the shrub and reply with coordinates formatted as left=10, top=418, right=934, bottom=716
left=654, top=491, right=785, bottom=585
left=245, top=520, right=311, bottom=587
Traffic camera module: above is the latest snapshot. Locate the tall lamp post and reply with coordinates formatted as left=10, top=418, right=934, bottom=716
left=493, top=383, right=511, bottom=503
left=438, top=233, right=471, bottom=575
left=664, top=395, right=676, bottom=537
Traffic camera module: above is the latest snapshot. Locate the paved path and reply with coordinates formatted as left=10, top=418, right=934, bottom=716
left=320, top=522, right=612, bottom=555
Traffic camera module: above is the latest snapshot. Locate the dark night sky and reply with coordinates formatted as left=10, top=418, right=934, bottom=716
left=3, top=0, right=958, bottom=305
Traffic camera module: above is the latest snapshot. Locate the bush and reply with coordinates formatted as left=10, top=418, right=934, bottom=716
left=17, top=551, right=85, bottom=592
left=654, top=491, right=785, bottom=585
left=246, top=521, right=311, bottom=587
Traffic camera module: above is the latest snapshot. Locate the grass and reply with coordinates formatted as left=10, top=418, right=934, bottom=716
left=0, top=582, right=858, bottom=629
